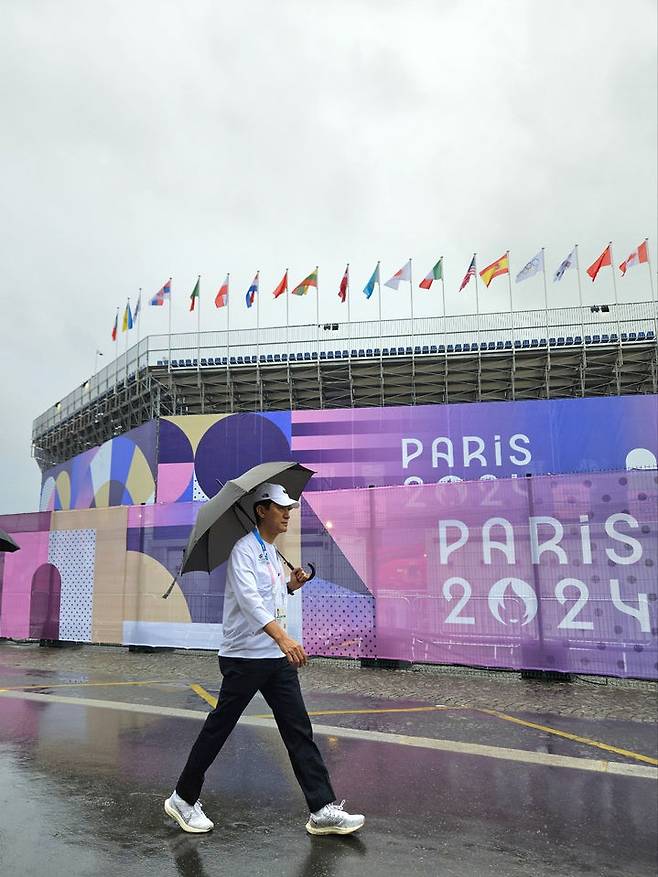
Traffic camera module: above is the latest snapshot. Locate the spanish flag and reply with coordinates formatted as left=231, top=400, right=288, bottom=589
left=479, top=253, right=510, bottom=288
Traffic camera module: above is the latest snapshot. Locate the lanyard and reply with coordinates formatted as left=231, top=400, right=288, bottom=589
left=252, top=529, right=287, bottom=627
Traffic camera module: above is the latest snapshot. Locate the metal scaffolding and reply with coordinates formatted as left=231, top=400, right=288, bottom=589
left=32, top=300, right=658, bottom=471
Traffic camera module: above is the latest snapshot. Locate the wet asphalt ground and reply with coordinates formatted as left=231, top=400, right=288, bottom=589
left=0, top=642, right=656, bottom=877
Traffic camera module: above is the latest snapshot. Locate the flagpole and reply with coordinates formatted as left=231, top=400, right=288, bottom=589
left=136, top=288, right=142, bottom=370
left=575, top=245, right=584, bottom=343
left=125, top=297, right=130, bottom=385
left=645, top=238, right=657, bottom=339
left=167, top=277, right=172, bottom=374
left=377, top=260, right=382, bottom=354
left=440, top=258, right=446, bottom=353
left=473, top=253, right=480, bottom=348
left=256, top=272, right=262, bottom=410
left=315, top=264, right=320, bottom=362
left=195, top=276, right=201, bottom=383
left=346, top=263, right=351, bottom=348
left=541, top=248, right=549, bottom=341
left=227, top=273, right=232, bottom=413
left=506, top=250, right=514, bottom=344
left=114, top=307, right=119, bottom=389
left=285, top=268, right=290, bottom=365
left=409, top=258, right=415, bottom=403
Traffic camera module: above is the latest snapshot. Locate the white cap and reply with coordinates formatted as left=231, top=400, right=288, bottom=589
left=252, top=482, right=300, bottom=508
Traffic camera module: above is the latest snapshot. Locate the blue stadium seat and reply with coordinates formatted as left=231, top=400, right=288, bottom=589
left=585, top=335, right=592, bottom=344
left=303, top=352, right=311, bottom=361
left=574, top=336, right=582, bottom=344
left=422, top=345, right=429, bottom=354
left=273, top=354, right=281, bottom=362
left=320, top=351, right=327, bottom=359
left=405, top=346, right=413, bottom=355
left=333, top=350, right=340, bottom=358
left=496, top=341, right=504, bottom=350
left=229, top=356, right=236, bottom=364
left=397, top=347, right=404, bottom=355
left=628, top=332, right=637, bottom=341
left=621, top=332, right=628, bottom=342
left=454, top=344, right=462, bottom=353
left=436, top=344, right=444, bottom=353
left=480, top=342, right=487, bottom=351
left=638, top=331, right=646, bottom=341
left=266, top=354, right=274, bottom=363
left=600, top=334, right=609, bottom=344
left=237, top=356, right=244, bottom=364
left=157, top=360, right=164, bottom=366
left=283, top=353, right=289, bottom=362
left=185, top=359, right=192, bottom=367
left=414, top=346, right=421, bottom=355
left=539, top=338, right=547, bottom=347
left=487, top=342, right=495, bottom=350
left=565, top=336, right=573, bottom=345
left=382, top=347, right=390, bottom=356
left=342, top=350, right=349, bottom=357
left=201, top=358, right=208, bottom=366
left=548, top=338, right=556, bottom=347
left=359, top=348, right=366, bottom=357
left=462, top=343, right=470, bottom=352
left=514, top=340, right=522, bottom=349
left=557, top=337, right=565, bottom=346
left=522, top=340, right=530, bottom=349
left=530, top=339, right=538, bottom=348
left=647, top=330, right=655, bottom=340
left=192, top=358, right=198, bottom=366
left=504, top=341, right=512, bottom=350
left=374, top=348, right=380, bottom=356
left=447, top=344, right=454, bottom=353
left=592, top=335, right=601, bottom=344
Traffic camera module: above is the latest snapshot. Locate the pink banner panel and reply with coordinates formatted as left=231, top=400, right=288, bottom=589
left=304, top=469, right=658, bottom=678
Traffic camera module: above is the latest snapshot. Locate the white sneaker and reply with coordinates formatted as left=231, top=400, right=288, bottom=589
left=164, top=792, right=214, bottom=833
left=306, top=800, right=365, bottom=836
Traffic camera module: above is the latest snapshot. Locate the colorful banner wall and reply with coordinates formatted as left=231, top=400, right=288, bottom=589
left=3, top=468, right=656, bottom=678
left=40, top=396, right=658, bottom=506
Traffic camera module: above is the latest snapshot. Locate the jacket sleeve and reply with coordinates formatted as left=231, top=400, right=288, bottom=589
left=226, top=546, right=276, bottom=633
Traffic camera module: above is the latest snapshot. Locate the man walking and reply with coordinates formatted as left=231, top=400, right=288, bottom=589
left=165, top=482, right=365, bottom=836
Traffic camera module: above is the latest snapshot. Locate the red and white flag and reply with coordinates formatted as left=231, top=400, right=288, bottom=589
left=384, top=260, right=411, bottom=290
left=215, top=274, right=229, bottom=308
left=619, top=240, right=649, bottom=275
left=338, top=265, right=349, bottom=303
left=586, top=245, right=612, bottom=283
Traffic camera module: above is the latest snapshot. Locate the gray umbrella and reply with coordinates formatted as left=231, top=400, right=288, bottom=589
left=162, top=461, right=315, bottom=599
left=0, top=528, right=20, bottom=553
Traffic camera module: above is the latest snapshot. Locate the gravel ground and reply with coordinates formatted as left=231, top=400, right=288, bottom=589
left=1, top=641, right=656, bottom=723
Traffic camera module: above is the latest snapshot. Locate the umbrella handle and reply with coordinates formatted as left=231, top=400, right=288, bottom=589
left=305, top=562, right=316, bottom=581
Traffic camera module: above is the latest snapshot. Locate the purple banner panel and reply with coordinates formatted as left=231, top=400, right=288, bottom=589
left=304, top=469, right=658, bottom=678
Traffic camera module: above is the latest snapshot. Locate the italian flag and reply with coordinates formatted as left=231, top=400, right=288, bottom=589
left=189, top=277, right=200, bottom=311
left=419, top=258, right=443, bottom=289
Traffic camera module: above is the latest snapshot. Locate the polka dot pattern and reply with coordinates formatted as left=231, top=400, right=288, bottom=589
left=48, top=529, right=96, bottom=642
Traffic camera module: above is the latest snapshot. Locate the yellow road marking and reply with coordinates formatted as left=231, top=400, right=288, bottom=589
left=0, top=680, right=179, bottom=693
left=189, top=684, right=452, bottom=717
left=190, top=684, right=218, bottom=707
left=479, top=708, right=658, bottom=767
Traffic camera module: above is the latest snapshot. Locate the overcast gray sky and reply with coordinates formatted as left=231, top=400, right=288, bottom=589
left=1, top=0, right=656, bottom=514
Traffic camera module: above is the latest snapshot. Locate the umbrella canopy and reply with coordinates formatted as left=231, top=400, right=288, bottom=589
left=180, top=461, right=314, bottom=576
left=0, top=528, right=20, bottom=553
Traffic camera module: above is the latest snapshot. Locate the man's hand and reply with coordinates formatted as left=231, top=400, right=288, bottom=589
left=276, top=632, right=308, bottom=667
left=289, top=567, right=310, bottom=591
left=263, top=620, right=308, bottom=667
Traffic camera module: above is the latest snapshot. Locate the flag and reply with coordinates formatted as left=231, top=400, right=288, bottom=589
left=273, top=270, right=288, bottom=299
left=384, top=260, right=412, bottom=290
left=111, top=312, right=118, bottom=341
left=419, top=258, right=443, bottom=290
left=459, top=256, right=476, bottom=292
left=245, top=271, right=259, bottom=308
left=150, top=278, right=171, bottom=306
left=292, top=268, right=318, bottom=296
left=586, top=245, right=612, bottom=282
left=553, top=248, right=576, bottom=282
left=133, top=291, right=142, bottom=321
left=515, top=250, right=544, bottom=283
left=338, top=265, right=349, bottom=303
left=620, top=240, right=649, bottom=275
left=215, top=274, right=229, bottom=308
left=122, top=302, right=133, bottom=332
left=479, top=253, right=509, bottom=288
left=189, top=277, right=200, bottom=312
left=363, top=263, right=380, bottom=299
